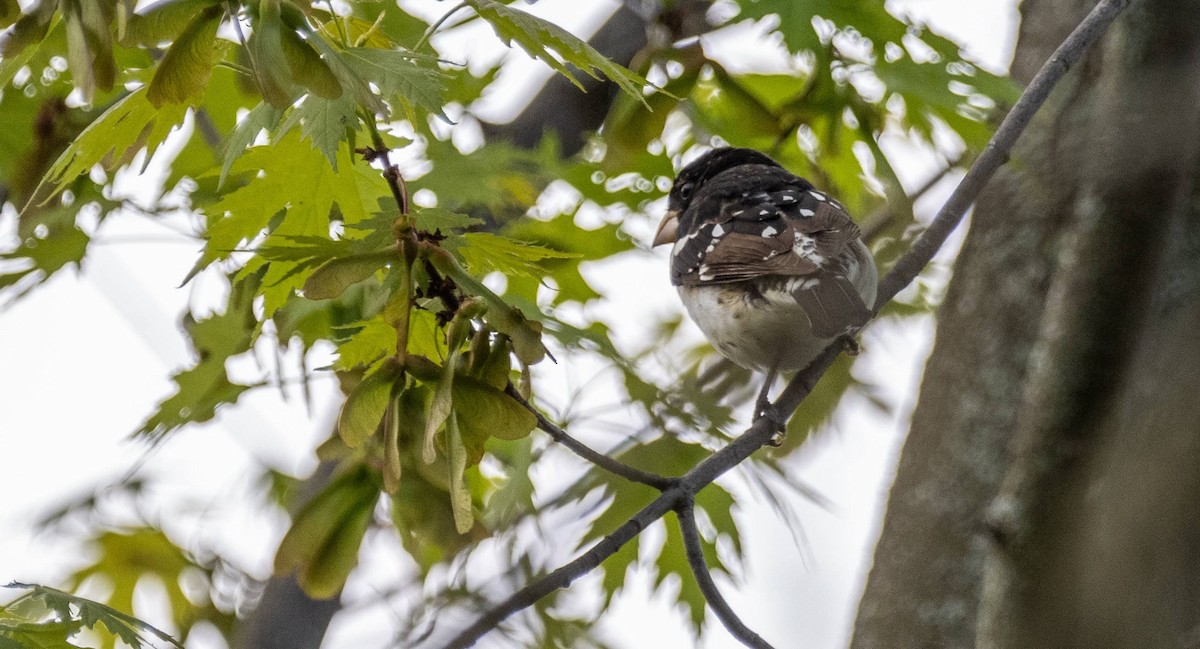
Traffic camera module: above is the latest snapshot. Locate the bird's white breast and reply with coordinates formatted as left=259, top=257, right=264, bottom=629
left=679, top=240, right=877, bottom=373
left=679, top=284, right=825, bottom=373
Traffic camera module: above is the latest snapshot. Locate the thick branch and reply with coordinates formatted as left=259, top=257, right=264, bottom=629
left=505, top=384, right=677, bottom=490
left=676, top=499, right=775, bottom=649
left=435, top=2, right=1130, bottom=647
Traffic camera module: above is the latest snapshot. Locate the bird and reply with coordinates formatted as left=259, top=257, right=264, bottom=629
left=652, top=147, right=878, bottom=432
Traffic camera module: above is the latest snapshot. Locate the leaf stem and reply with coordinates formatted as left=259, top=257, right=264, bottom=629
left=414, top=1, right=469, bottom=53
left=324, top=0, right=349, bottom=47
left=215, top=60, right=253, bottom=77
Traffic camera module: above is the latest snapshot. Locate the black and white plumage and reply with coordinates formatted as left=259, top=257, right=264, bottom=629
left=653, top=147, right=877, bottom=386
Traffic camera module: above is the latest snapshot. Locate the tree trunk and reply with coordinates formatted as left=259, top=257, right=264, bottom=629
left=850, top=0, right=1141, bottom=646
left=978, top=0, right=1200, bottom=646
left=854, top=0, right=1200, bottom=646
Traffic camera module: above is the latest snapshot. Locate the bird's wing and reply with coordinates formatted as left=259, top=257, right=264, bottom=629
left=671, top=184, right=871, bottom=337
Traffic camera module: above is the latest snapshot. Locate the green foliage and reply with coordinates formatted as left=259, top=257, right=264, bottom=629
left=1, top=582, right=181, bottom=649
left=465, top=0, right=654, bottom=104
left=30, top=87, right=188, bottom=208
left=145, top=6, right=221, bottom=106
left=274, top=464, right=379, bottom=599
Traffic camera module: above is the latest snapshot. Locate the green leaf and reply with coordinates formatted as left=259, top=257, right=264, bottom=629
left=75, top=0, right=117, bottom=99
left=333, top=316, right=397, bottom=371
left=199, top=131, right=382, bottom=315
left=220, top=101, right=283, bottom=188
left=465, top=0, right=652, bottom=107
left=428, top=248, right=548, bottom=365
left=122, top=0, right=222, bottom=45
left=412, top=206, right=483, bottom=233
left=303, top=249, right=392, bottom=300
left=734, top=0, right=823, bottom=53
left=1, top=582, right=183, bottom=648
left=62, top=527, right=223, bottom=644
left=135, top=276, right=258, bottom=441
left=30, top=87, right=189, bottom=209
left=337, top=361, right=400, bottom=447
left=452, top=374, right=535, bottom=442
left=449, top=232, right=581, bottom=280
left=340, top=47, right=449, bottom=120
left=147, top=6, right=222, bottom=107
left=283, top=93, right=359, bottom=169
left=0, top=0, right=57, bottom=58
left=274, top=465, right=378, bottom=598
left=0, top=218, right=89, bottom=298
left=280, top=28, right=342, bottom=98
left=299, top=28, right=387, bottom=116
left=444, top=412, right=473, bottom=534
left=0, top=0, right=21, bottom=30
left=247, top=0, right=295, bottom=107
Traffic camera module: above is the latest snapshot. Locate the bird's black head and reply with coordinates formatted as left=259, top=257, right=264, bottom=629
left=653, top=147, right=783, bottom=246
left=667, top=147, right=783, bottom=215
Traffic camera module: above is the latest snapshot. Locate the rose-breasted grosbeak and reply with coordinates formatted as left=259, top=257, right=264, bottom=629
left=653, top=147, right=877, bottom=425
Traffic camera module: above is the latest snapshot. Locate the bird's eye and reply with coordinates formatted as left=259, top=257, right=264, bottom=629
left=679, top=182, right=695, bottom=200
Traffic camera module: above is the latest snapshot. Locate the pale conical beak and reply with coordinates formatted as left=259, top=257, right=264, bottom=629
left=652, top=210, right=680, bottom=247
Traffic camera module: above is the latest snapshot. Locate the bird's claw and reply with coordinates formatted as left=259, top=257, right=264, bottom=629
left=840, top=334, right=862, bottom=356
left=754, top=404, right=788, bottom=446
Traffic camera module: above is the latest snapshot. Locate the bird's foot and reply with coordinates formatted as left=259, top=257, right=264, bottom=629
left=754, top=404, right=788, bottom=447
left=840, top=334, right=862, bottom=356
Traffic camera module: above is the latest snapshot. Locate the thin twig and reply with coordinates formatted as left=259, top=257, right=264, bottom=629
left=415, top=1, right=469, bottom=53
left=874, top=0, right=1132, bottom=307
left=860, top=153, right=966, bottom=242
left=436, top=2, right=1131, bottom=646
left=504, top=384, right=677, bottom=490
left=676, top=499, right=775, bottom=649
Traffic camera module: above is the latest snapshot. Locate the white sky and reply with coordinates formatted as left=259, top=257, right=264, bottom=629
left=0, top=1, right=1019, bottom=647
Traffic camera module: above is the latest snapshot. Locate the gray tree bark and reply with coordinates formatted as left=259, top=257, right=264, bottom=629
left=978, top=0, right=1200, bottom=646
left=850, top=1, right=1101, bottom=645
left=853, top=1, right=1200, bottom=647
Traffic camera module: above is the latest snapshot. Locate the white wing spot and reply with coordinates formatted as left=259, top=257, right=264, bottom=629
left=761, top=226, right=778, bottom=237
left=809, top=191, right=826, bottom=201
left=799, top=208, right=815, bottom=217
left=712, top=224, right=725, bottom=237
left=781, top=193, right=796, bottom=203
left=759, top=209, right=771, bottom=216
left=732, top=209, right=745, bottom=216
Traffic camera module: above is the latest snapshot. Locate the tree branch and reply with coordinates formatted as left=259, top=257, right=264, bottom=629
left=875, top=0, right=1132, bottom=307
left=859, top=153, right=965, bottom=242
left=504, top=383, right=677, bottom=490
left=431, top=0, right=1130, bottom=644
left=676, top=499, right=775, bottom=649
